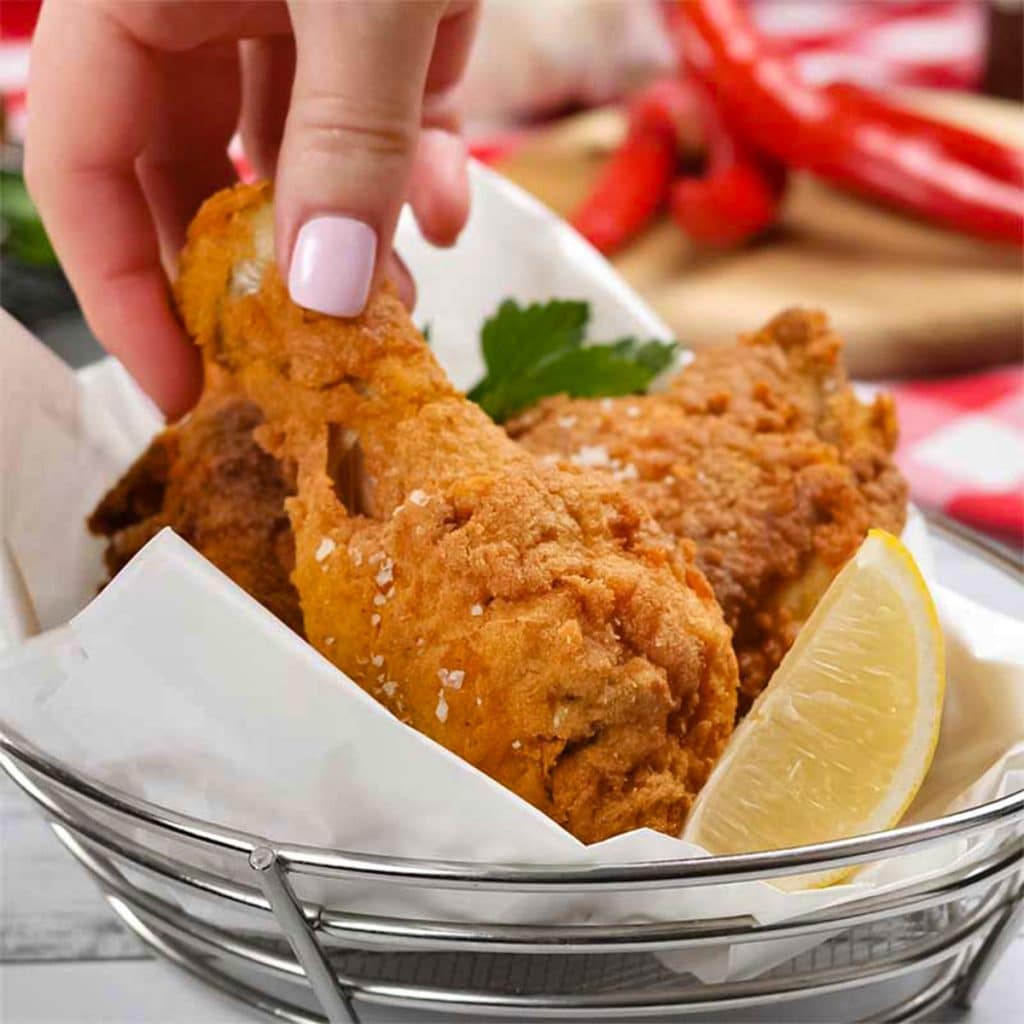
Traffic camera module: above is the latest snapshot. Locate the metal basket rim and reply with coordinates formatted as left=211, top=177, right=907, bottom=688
left=1, top=513, right=1021, bottom=890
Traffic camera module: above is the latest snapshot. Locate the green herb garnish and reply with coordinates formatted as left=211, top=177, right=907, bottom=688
left=1, top=169, right=58, bottom=267
left=467, top=299, right=677, bottom=423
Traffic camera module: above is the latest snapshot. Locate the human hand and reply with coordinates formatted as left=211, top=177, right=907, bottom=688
left=26, top=0, right=477, bottom=418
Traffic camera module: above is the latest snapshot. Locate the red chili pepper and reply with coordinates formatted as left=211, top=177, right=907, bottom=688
left=670, top=86, right=785, bottom=245
left=628, top=75, right=706, bottom=153
left=570, top=78, right=698, bottom=255
left=681, top=0, right=1024, bottom=247
left=825, top=83, right=1024, bottom=188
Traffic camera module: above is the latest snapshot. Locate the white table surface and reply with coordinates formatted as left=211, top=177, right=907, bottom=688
left=2, top=520, right=1021, bottom=1023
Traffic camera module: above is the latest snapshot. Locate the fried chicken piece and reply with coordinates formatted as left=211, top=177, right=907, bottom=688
left=89, top=372, right=303, bottom=634
left=510, top=310, right=907, bottom=712
left=174, top=182, right=738, bottom=843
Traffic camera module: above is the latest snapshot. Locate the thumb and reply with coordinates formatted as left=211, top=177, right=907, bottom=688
left=278, top=0, right=447, bottom=316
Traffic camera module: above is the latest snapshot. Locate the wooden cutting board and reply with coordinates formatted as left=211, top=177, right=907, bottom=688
left=496, top=90, right=1024, bottom=378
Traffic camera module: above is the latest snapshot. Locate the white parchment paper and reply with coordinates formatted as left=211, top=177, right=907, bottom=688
left=1, top=166, right=1021, bottom=984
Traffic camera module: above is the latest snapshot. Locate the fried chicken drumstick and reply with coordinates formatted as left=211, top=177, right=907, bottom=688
left=510, top=311, right=908, bottom=711
left=140, top=182, right=736, bottom=844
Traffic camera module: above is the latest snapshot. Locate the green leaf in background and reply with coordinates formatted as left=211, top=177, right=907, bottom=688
left=1, top=170, right=58, bottom=267
left=468, top=298, right=678, bottom=423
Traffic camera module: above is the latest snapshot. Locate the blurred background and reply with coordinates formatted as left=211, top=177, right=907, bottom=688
left=1, top=0, right=1021, bottom=548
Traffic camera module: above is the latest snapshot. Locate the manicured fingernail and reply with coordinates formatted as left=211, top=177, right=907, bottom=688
left=288, top=216, right=377, bottom=317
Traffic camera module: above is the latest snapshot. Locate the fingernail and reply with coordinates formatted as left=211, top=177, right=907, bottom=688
left=288, top=216, right=377, bottom=317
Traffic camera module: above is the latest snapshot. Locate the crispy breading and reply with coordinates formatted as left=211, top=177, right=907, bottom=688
left=510, top=310, right=908, bottom=712
left=173, top=182, right=739, bottom=843
left=89, top=375, right=303, bottom=635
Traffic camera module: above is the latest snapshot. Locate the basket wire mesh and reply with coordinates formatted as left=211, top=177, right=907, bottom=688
left=3, top=702, right=1021, bottom=1023
left=1, top=517, right=1022, bottom=1023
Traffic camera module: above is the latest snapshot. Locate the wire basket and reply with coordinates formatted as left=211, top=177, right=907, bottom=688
left=1, top=518, right=1022, bottom=1024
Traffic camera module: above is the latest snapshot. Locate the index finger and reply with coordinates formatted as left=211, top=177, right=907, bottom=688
left=25, top=3, right=200, bottom=419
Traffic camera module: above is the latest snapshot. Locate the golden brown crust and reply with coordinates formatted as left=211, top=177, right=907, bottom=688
left=174, top=182, right=739, bottom=844
left=510, top=309, right=908, bottom=711
left=88, top=380, right=303, bottom=635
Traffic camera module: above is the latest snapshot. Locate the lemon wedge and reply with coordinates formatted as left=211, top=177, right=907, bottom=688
left=683, top=530, right=945, bottom=889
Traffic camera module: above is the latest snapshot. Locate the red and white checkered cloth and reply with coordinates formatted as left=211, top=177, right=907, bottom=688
left=888, top=369, right=1023, bottom=546
left=2, top=2, right=1020, bottom=544
left=749, top=0, right=986, bottom=90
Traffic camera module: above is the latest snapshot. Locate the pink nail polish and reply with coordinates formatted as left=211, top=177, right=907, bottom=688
left=288, top=216, right=377, bottom=317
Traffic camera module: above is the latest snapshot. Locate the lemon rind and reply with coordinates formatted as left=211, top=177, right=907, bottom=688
left=683, top=531, right=946, bottom=889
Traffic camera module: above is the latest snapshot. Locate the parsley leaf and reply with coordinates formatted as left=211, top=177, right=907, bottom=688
left=608, top=338, right=678, bottom=377
left=480, top=299, right=590, bottom=382
left=468, top=299, right=677, bottom=423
